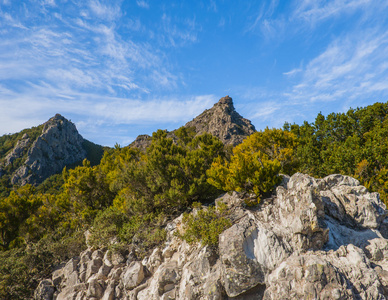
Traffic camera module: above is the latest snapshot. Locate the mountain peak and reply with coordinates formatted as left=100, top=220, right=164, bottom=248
left=218, top=95, right=233, bottom=106
left=184, top=95, right=256, bottom=146
left=9, top=114, right=87, bottom=185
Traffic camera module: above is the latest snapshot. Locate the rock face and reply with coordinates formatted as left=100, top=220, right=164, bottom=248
left=130, top=96, right=256, bottom=149
left=10, top=114, right=87, bottom=185
left=35, top=173, right=388, bottom=299
left=129, top=134, right=152, bottom=150
left=183, top=95, right=256, bottom=146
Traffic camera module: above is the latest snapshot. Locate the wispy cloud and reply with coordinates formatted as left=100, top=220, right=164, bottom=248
left=247, top=0, right=280, bottom=32
left=284, top=29, right=388, bottom=110
left=159, top=14, right=198, bottom=47
left=0, top=83, right=216, bottom=145
left=283, top=68, right=302, bottom=76
left=291, top=0, right=377, bottom=24
left=136, top=0, right=149, bottom=9
left=88, top=0, right=121, bottom=21
left=0, top=1, right=198, bottom=145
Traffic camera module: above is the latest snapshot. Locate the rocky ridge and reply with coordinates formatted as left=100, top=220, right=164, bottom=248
left=130, top=96, right=256, bottom=149
left=7, top=114, right=87, bottom=186
left=183, top=95, right=256, bottom=146
left=35, top=173, right=388, bottom=299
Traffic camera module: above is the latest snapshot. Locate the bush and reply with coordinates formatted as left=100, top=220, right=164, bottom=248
left=0, top=231, right=85, bottom=300
left=119, top=213, right=167, bottom=258
left=88, top=207, right=129, bottom=249
left=178, top=202, right=231, bottom=247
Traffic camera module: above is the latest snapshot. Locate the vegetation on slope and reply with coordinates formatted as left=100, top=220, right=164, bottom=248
left=2, top=102, right=388, bottom=298
left=286, top=102, right=388, bottom=204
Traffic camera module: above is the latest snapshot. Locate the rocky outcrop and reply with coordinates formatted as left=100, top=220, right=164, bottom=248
left=11, top=114, right=87, bottom=185
left=129, top=134, right=152, bottom=151
left=183, top=95, right=256, bottom=146
left=4, top=133, right=32, bottom=166
left=130, top=96, right=256, bottom=150
left=35, top=173, right=388, bottom=299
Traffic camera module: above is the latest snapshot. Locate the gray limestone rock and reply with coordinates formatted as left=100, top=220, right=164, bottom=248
left=122, top=261, right=145, bottom=290
left=35, top=173, right=388, bottom=300
left=219, top=217, right=266, bottom=297
left=183, top=95, right=256, bottom=146
left=34, top=279, right=55, bottom=300
left=264, top=245, right=385, bottom=300
left=5, top=133, right=31, bottom=166
left=11, top=114, right=87, bottom=185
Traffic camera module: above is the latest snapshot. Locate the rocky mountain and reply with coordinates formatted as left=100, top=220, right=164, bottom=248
left=129, top=96, right=256, bottom=149
left=183, top=95, right=256, bottom=146
left=0, top=114, right=103, bottom=186
left=1, top=96, right=253, bottom=187
left=35, top=173, right=388, bottom=299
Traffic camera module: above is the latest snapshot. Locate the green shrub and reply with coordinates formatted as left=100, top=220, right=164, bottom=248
left=178, top=202, right=231, bottom=247
left=88, top=207, right=129, bottom=249
left=119, top=213, right=167, bottom=258
left=0, top=231, right=85, bottom=300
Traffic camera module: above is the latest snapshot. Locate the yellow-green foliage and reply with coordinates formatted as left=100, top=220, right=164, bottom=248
left=0, top=231, right=85, bottom=300
left=206, top=128, right=297, bottom=201
left=178, top=202, right=231, bottom=247
left=62, top=159, right=114, bottom=223
left=119, top=213, right=167, bottom=257
left=105, top=128, right=225, bottom=215
left=88, top=207, right=129, bottom=249
left=289, top=102, right=388, bottom=205
left=0, top=185, right=42, bottom=249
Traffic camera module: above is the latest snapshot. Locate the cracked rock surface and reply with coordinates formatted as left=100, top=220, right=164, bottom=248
left=35, top=173, right=388, bottom=299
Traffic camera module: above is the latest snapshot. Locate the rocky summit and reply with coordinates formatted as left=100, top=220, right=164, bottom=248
left=10, top=114, right=87, bottom=186
left=130, top=96, right=256, bottom=149
left=35, top=173, right=388, bottom=299
left=184, top=95, right=256, bottom=146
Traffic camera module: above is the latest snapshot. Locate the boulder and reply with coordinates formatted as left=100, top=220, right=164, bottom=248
left=264, top=245, right=385, bottom=299
left=122, top=261, right=145, bottom=290
left=34, top=279, right=55, bottom=300
left=219, top=217, right=265, bottom=297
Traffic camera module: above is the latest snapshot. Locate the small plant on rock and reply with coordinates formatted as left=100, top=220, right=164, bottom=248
left=178, top=202, right=231, bottom=247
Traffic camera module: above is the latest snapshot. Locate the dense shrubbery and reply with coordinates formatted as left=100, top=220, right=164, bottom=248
left=207, top=128, right=298, bottom=202
left=3, top=102, right=388, bottom=297
left=286, top=102, right=388, bottom=205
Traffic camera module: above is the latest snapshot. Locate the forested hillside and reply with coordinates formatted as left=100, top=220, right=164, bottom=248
left=1, top=101, right=388, bottom=298
left=286, top=102, right=388, bottom=204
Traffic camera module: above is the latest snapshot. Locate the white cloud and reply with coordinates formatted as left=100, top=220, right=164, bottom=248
left=283, top=68, right=302, bottom=76
left=284, top=29, right=388, bottom=107
left=136, top=0, right=149, bottom=9
left=88, top=0, right=121, bottom=21
left=160, top=14, right=198, bottom=48
left=0, top=86, right=216, bottom=138
left=291, top=0, right=375, bottom=24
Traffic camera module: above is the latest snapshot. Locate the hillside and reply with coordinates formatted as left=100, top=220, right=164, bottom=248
left=2, top=98, right=388, bottom=299
left=0, top=114, right=104, bottom=196
left=35, top=173, right=388, bottom=299
left=129, top=96, right=256, bottom=149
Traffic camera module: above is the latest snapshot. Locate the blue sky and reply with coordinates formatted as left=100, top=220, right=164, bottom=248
left=1, top=1, right=388, bottom=146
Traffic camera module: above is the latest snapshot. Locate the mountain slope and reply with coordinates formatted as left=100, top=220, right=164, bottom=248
left=34, top=173, right=388, bottom=299
left=0, top=114, right=104, bottom=188
left=129, top=95, right=256, bottom=149
left=183, top=95, right=256, bottom=146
